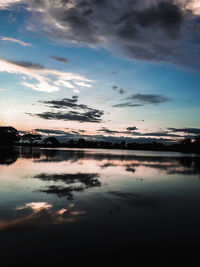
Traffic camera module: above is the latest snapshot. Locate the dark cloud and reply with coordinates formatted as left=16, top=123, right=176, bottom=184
left=33, top=125, right=184, bottom=142
left=168, top=127, right=200, bottom=135
left=125, top=166, right=136, bottom=173
left=129, top=93, right=170, bottom=104
left=35, top=172, right=101, bottom=200
left=50, top=55, right=69, bottom=63
left=141, top=131, right=181, bottom=138
left=97, top=126, right=182, bottom=139
left=126, top=126, right=138, bottom=131
left=34, top=129, right=69, bottom=135
left=31, top=96, right=104, bottom=123
left=9, top=60, right=45, bottom=69
left=34, top=173, right=100, bottom=186
left=113, top=93, right=170, bottom=107
left=119, top=89, right=126, bottom=94
left=135, top=1, right=183, bottom=38
left=39, top=95, right=87, bottom=109
left=113, top=103, right=143, bottom=108
left=98, top=127, right=120, bottom=134
left=18, top=0, right=200, bottom=68
left=112, top=86, right=125, bottom=95
left=34, top=109, right=103, bottom=123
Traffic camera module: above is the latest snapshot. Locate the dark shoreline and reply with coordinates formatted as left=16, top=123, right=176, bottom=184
left=12, top=142, right=200, bottom=155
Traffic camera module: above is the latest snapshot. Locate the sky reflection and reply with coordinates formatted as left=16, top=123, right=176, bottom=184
left=0, top=201, right=85, bottom=231
left=0, top=147, right=200, bottom=264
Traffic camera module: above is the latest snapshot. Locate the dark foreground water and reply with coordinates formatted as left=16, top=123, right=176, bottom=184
left=0, top=146, right=200, bottom=265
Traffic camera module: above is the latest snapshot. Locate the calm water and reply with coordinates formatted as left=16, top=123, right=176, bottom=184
left=0, top=146, right=200, bottom=264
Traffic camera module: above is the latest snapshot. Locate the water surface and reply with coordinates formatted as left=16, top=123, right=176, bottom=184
left=0, top=147, right=200, bottom=264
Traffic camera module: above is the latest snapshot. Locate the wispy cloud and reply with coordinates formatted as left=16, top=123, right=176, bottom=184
left=113, top=93, right=170, bottom=108
left=9, top=60, right=44, bottom=69
left=50, top=55, right=69, bottom=63
left=128, top=94, right=170, bottom=105
left=168, top=127, right=200, bottom=135
left=0, top=36, right=33, bottom=47
left=34, top=129, right=70, bottom=136
left=0, top=59, right=93, bottom=93
left=0, top=0, right=22, bottom=9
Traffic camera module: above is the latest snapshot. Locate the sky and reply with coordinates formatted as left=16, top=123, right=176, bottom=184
left=0, top=0, right=200, bottom=143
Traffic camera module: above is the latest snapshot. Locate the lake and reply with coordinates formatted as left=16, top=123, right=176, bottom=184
left=0, top=146, right=200, bottom=264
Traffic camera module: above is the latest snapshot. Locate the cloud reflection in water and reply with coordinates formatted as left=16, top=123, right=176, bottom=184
left=0, top=202, right=85, bottom=231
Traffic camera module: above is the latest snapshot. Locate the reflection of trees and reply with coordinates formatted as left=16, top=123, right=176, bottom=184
left=0, top=148, right=19, bottom=165
left=34, top=173, right=101, bottom=200
left=18, top=146, right=42, bottom=159
left=42, top=149, right=58, bottom=160
left=1, top=146, right=200, bottom=176
left=123, top=156, right=200, bottom=176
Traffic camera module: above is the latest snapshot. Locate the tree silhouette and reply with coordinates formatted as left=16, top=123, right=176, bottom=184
left=21, top=134, right=41, bottom=145
left=0, top=126, right=20, bottom=146
left=43, top=137, right=60, bottom=146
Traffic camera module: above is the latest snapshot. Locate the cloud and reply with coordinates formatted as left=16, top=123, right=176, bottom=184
left=168, top=127, right=200, bottom=135
left=129, top=93, right=170, bottom=104
left=112, top=86, right=126, bottom=95
left=50, top=55, right=69, bottom=63
left=34, top=109, right=103, bottom=123
left=16, top=202, right=52, bottom=213
left=0, top=59, right=93, bottom=92
left=40, top=95, right=84, bottom=109
left=34, top=129, right=70, bottom=136
left=74, top=81, right=92, bottom=87
left=30, top=128, right=180, bottom=144
left=10, top=60, right=45, bottom=69
left=35, top=128, right=86, bottom=137
left=35, top=172, right=101, bottom=200
left=113, top=103, right=142, bottom=108
left=0, top=1, right=22, bottom=9
left=98, top=127, right=120, bottom=134
left=97, top=126, right=182, bottom=139
left=0, top=36, right=33, bottom=46
left=119, top=89, right=126, bottom=94
left=113, top=93, right=170, bottom=107
left=126, top=126, right=138, bottom=131
left=31, top=95, right=104, bottom=123
left=2, top=0, right=200, bottom=68
left=141, top=131, right=182, bottom=138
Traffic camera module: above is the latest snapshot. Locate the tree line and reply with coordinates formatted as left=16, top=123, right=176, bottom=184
left=0, top=126, right=200, bottom=154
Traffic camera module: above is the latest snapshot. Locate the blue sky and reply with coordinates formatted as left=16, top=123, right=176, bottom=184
left=0, top=0, right=200, bottom=143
